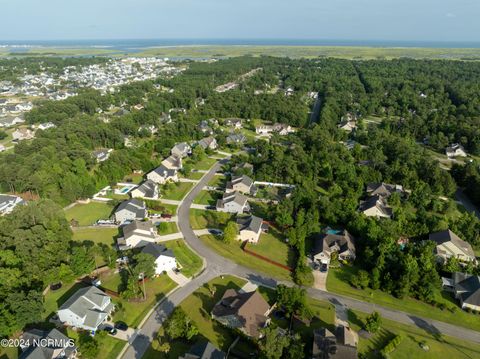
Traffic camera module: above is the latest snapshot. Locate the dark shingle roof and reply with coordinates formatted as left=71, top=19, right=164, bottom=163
left=237, top=215, right=263, bottom=233
left=429, top=229, right=475, bottom=259
left=141, top=243, right=175, bottom=259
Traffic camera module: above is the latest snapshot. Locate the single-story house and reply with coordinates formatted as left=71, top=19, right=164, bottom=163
left=226, top=175, right=257, bottom=195
left=114, top=199, right=148, bottom=224
left=130, top=180, right=159, bottom=199
left=147, top=164, right=178, bottom=184
left=216, top=191, right=250, bottom=214
left=312, top=229, right=356, bottom=265
left=117, top=220, right=157, bottom=249
left=211, top=289, right=272, bottom=338
left=57, top=286, right=114, bottom=332
left=141, top=243, right=177, bottom=274
left=20, top=328, right=77, bottom=359
left=443, top=272, right=480, bottom=311
left=312, top=326, right=358, bottom=359
left=429, top=229, right=477, bottom=264
left=237, top=215, right=263, bottom=244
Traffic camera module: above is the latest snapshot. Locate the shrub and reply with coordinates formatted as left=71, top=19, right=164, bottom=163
left=380, top=334, right=403, bottom=357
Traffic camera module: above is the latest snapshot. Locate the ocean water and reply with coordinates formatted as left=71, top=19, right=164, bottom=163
left=1, top=38, right=480, bottom=52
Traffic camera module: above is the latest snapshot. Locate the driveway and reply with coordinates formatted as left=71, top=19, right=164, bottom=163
left=166, top=269, right=190, bottom=286
left=312, top=269, right=327, bottom=291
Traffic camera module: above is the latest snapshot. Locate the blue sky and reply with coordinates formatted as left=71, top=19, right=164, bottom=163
left=0, top=0, right=479, bottom=42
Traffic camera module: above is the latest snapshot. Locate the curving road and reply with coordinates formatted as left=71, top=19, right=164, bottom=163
left=121, top=158, right=480, bottom=359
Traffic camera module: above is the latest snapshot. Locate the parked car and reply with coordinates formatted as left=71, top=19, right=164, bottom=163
left=114, top=321, right=128, bottom=331
left=50, top=282, right=62, bottom=291
left=103, top=326, right=117, bottom=335
left=208, top=229, right=223, bottom=235
left=320, top=263, right=328, bottom=272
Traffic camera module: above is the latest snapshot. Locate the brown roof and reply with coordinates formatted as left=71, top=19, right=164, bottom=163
left=212, top=289, right=270, bottom=338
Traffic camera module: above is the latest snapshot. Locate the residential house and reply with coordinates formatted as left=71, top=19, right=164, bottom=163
left=338, top=119, right=357, bottom=132
left=138, top=125, right=158, bottom=135
left=255, top=125, right=273, bottom=135
left=130, top=180, right=159, bottom=199
left=20, top=328, right=77, bottom=359
left=211, top=289, right=272, bottom=338
left=57, top=286, right=114, bottom=332
left=37, top=122, right=56, bottom=130
left=12, top=128, right=35, bottom=141
left=446, top=143, right=467, bottom=158
left=162, top=155, right=183, bottom=170
left=141, top=243, right=177, bottom=274
left=312, top=229, right=356, bottom=265
left=146, top=164, right=178, bottom=184
left=226, top=133, right=246, bottom=145
left=198, top=120, right=213, bottom=135
left=366, top=182, right=404, bottom=198
left=225, top=118, right=243, bottom=129
left=272, top=123, right=294, bottom=135
left=429, top=229, right=477, bottom=264
left=226, top=175, right=257, bottom=195
left=92, top=148, right=113, bottom=163
left=197, top=136, right=218, bottom=150
left=442, top=272, right=480, bottom=311
left=114, top=199, right=147, bottom=223
left=0, top=116, right=24, bottom=127
left=0, top=194, right=25, bottom=215
left=312, top=326, right=358, bottom=359
left=171, top=142, right=191, bottom=158
left=117, top=220, right=157, bottom=249
left=180, top=341, right=226, bottom=359
left=216, top=191, right=250, bottom=214
left=237, top=215, right=263, bottom=244
left=359, top=195, right=393, bottom=219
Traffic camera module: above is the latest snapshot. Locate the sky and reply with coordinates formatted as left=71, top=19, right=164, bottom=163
left=0, top=0, right=479, bottom=43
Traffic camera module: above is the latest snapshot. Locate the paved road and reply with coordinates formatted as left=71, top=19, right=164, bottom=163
left=121, top=160, right=480, bottom=359
left=309, top=93, right=322, bottom=124
left=455, top=188, right=480, bottom=219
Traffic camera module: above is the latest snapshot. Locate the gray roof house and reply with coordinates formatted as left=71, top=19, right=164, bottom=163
left=114, top=199, right=147, bottom=223
left=226, top=133, right=246, bottom=145
left=216, top=191, right=250, bottom=214
left=92, top=148, right=113, bottom=162
left=429, top=229, right=477, bottom=264
left=147, top=164, right=178, bottom=184
left=359, top=195, right=393, bottom=219
left=237, top=215, right=263, bottom=244
left=443, top=272, right=480, bottom=311
left=57, top=286, right=114, bottom=332
left=366, top=182, right=404, bottom=198
left=20, top=328, right=77, bottom=359
left=0, top=194, right=25, bottom=215
left=117, top=220, right=157, bottom=249
left=312, top=326, right=358, bottom=359
left=197, top=136, right=218, bottom=150
left=141, top=243, right=177, bottom=274
left=226, top=175, right=257, bottom=195
left=171, top=142, right=191, bottom=158
left=180, top=341, right=226, bottom=359
left=312, top=229, right=356, bottom=265
left=131, top=180, right=159, bottom=199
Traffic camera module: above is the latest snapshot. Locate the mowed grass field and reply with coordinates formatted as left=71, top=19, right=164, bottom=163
left=161, top=182, right=194, bottom=201
left=163, top=240, right=203, bottom=277
left=71, top=227, right=119, bottom=246
left=65, top=202, right=114, bottom=226
left=189, top=209, right=233, bottom=230
left=327, top=265, right=480, bottom=332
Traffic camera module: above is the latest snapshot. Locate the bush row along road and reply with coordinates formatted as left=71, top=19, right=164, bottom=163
left=121, top=158, right=480, bottom=359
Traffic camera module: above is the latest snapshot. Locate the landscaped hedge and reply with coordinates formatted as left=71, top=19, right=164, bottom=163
left=380, top=334, right=403, bottom=358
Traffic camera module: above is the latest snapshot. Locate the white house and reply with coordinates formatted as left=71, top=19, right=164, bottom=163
left=146, top=164, right=178, bottom=184
left=130, top=180, right=159, bottom=199
left=57, top=286, right=114, bottom=332
left=92, top=148, right=113, bottom=163
left=141, top=243, right=177, bottom=274
left=216, top=191, right=250, bottom=214
left=0, top=194, right=25, bottom=215
left=446, top=143, right=467, bottom=158
left=114, top=199, right=147, bottom=223
left=237, top=215, right=263, bottom=244
left=12, top=128, right=35, bottom=141
left=117, top=220, right=157, bottom=249
left=37, top=122, right=56, bottom=131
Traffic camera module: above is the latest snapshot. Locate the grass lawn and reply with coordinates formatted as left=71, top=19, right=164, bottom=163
left=156, top=221, right=179, bottom=235
left=199, top=234, right=293, bottom=281
left=349, top=310, right=480, bottom=359
left=161, top=182, right=194, bottom=201
left=43, top=281, right=88, bottom=320
left=71, top=227, right=119, bottom=246
left=163, top=240, right=203, bottom=277
left=207, top=175, right=226, bottom=187
left=193, top=190, right=221, bottom=205
left=190, top=157, right=217, bottom=171
left=147, top=201, right=178, bottom=215
left=112, top=274, right=177, bottom=328
left=65, top=202, right=114, bottom=226
left=66, top=329, right=125, bottom=359
left=122, top=173, right=144, bottom=184
left=327, top=265, right=480, bottom=332
left=0, top=346, right=18, bottom=359
left=183, top=171, right=205, bottom=180
left=189, top=209, right=233, bottom=230
left=145, top=275, right=252, bottom=359
left=246, top=230, right=295, bottom=269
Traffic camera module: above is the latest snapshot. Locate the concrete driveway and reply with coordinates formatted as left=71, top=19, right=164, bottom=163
left=312, top=269, right=328, bottom=291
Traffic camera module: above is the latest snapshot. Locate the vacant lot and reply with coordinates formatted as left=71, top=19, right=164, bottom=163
left=193, top=190, right=221, bottom=205
left=161, top=182, right=194, bottom=201
left=189, top=209, right=232, bottom=230
left=246, top=230, right=295, bottom=269
left=65, top=202, right=114, bottom=226
left=71, top=227, right=119, bottom=246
